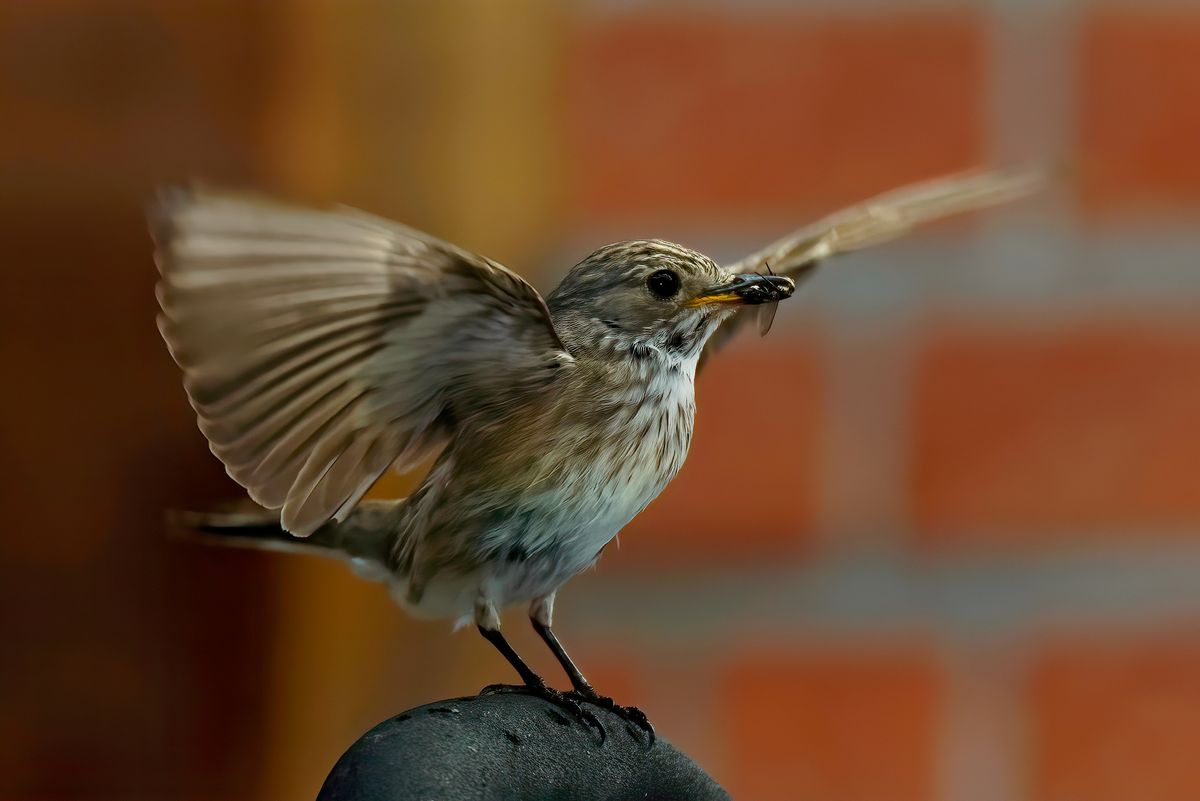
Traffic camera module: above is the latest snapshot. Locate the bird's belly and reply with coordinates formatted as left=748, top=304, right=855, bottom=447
left=485, top=441, right=686, bottom=606
left=391, top=472, right=670, bottom=625
left=399, top=372, right=695, bottom=622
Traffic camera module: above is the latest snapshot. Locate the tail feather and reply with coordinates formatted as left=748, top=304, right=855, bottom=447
left=168, top=500, right=401, bottom=580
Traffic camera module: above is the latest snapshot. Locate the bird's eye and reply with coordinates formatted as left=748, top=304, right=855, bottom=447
left=646, top=269, right=680, bottom=299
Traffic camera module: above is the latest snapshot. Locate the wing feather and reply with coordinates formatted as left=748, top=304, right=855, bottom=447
left=699, top=168, right=1044, bottom=368
left=154, top=188, right=568, bottom=536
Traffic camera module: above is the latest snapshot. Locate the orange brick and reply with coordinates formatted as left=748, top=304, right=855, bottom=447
left=1030, top=633, right=1200, bottom=801
left=609, top=340, right=821, bottom=568
left=565, top=11, right=985, bottom=222
left=911, top=322, right=1200, bottom=541
left=1080, top=11, right=1200, bottom=215
left=720, top=645, right=941, bottom=801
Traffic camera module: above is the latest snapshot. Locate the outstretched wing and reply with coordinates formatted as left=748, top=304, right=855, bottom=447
left=699, top=168, right=1044, bottom=368
left=154, top=189, right=569, bottom=536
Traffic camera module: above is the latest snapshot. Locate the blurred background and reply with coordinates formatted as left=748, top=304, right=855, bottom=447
left=3, top=1, right=1199, bottom=799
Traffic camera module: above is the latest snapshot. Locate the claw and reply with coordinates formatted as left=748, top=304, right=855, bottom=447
left=481, top=682, right=606, bottom=742
left=568, top=690, right=656, bottom=744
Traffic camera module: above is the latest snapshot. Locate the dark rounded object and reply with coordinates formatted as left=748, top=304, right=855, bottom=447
left=317, top=692, right=730, bottom=801
left=646, top=269, right=681, bottom=299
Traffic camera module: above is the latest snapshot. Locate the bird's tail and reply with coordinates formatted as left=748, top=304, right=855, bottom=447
left=168, top=500, right=401, bottom=581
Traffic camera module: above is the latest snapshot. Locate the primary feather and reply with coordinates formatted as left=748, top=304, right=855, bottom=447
left=699, top=167, right=1044, bottom=367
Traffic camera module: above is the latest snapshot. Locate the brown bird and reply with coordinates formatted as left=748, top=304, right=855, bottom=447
left=154, top=168, right=1039, bottom=740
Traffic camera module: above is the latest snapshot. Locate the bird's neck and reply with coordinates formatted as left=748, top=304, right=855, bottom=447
left=553, top=311, right=717, bottom=380
left=606, top=347, right=697, bottom=400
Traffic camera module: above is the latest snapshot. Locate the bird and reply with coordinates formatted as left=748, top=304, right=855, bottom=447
left=154, top=168, right=1040, bottom=742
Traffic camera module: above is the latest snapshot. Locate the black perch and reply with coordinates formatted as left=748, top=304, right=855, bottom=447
left=317, top=692, right=730, bottom=801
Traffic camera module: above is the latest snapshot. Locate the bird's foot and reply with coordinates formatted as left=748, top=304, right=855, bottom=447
left=568, top=690, right=656, bottom=744
left=481, top=682, right=606, bottom=742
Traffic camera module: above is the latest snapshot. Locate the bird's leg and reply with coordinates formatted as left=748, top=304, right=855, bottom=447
left=528, top=594, right=592, bottom=693
left=475, top=599, right=542, bottom=687
left=529, top=594, right=655, bottom=743
left=474, top=597, right=603, bottom=739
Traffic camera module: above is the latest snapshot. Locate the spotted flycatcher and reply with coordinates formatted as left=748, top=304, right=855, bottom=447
left=155, top=169, right=1038, bottom=739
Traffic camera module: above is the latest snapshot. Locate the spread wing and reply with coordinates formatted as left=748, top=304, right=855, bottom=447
left=699, top=168, right=1044, bottom=369
left=154, top=189, right=569, bottom=536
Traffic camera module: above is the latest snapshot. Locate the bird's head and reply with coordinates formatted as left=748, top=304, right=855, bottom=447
left=547, top=240, right=794, bottom=363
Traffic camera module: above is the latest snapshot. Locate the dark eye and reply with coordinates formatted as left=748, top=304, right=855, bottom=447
left=646, top=269, right=680, bottom=299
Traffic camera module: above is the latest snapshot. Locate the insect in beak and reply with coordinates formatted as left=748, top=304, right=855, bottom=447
left=685, top=270, right=795, bottom=310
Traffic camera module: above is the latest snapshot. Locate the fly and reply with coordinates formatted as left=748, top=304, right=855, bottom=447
left=756, top=261, right=779, bottom=336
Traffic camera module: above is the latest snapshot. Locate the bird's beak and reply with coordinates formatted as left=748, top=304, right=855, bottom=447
left=685, top=273, right=796, bottom=307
